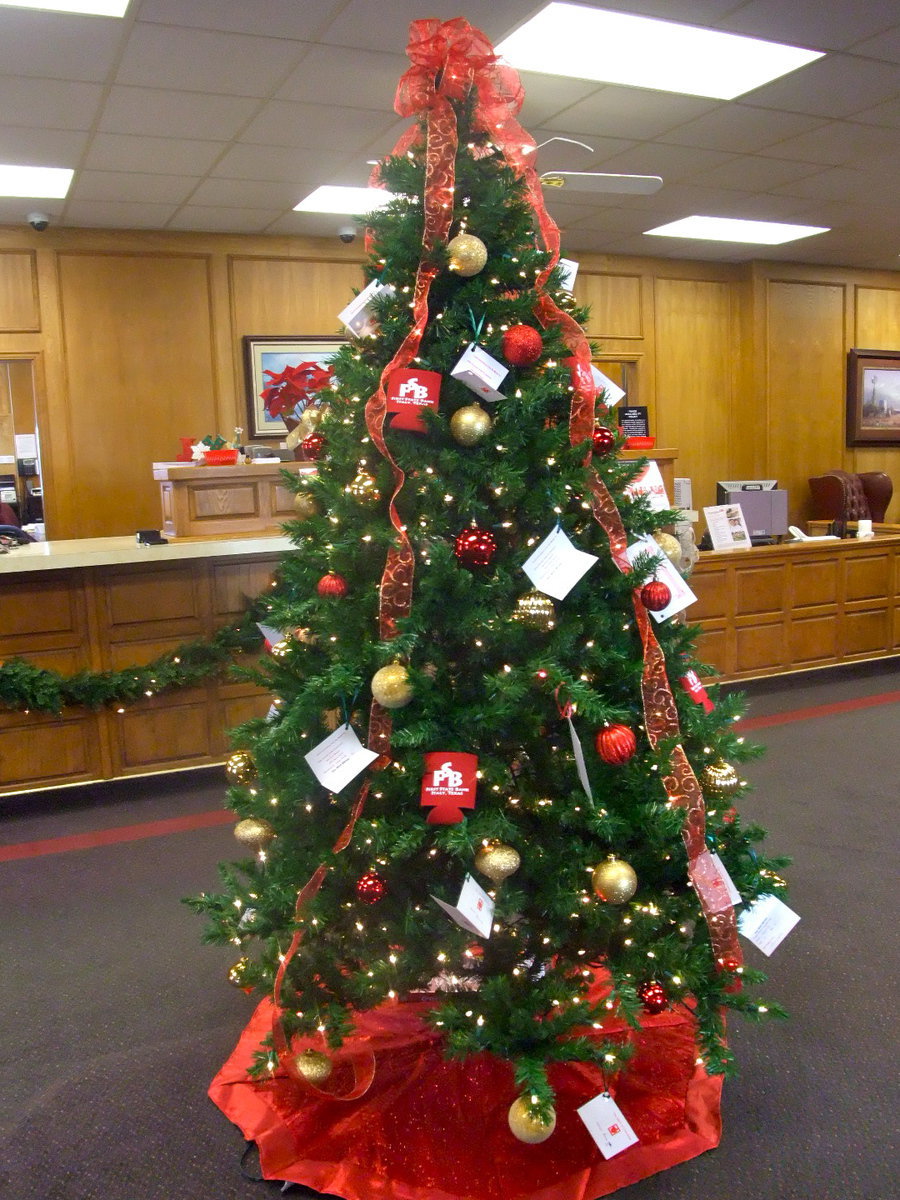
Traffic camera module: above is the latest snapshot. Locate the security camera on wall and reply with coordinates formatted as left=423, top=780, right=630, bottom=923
left=27, top=212, right=50, bottom=231
left=338, top=224, right=357, bottom=244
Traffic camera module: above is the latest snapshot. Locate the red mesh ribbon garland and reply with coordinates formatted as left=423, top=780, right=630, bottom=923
left=271, top=782, right=377, bottom=1099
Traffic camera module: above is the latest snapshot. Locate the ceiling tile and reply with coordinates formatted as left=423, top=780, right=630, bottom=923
left=588, top=142, right=737, bottom=182
left=517, top=74, right=605, bottom=128
left=717, top=0, right=900, bottom=51
left=743, top=52, right=900, bottom=119
left=847, top=25, right=900, bottom=65
left=847, top=97, right=900, bottom=129
left=209, top=143, right=350, bottom=184
left=318, top=0, right=532, bottom=53
left=760, top=119, right=895, bottom=167
left=0, top=126, right=88, bottom=167
left=62, top=200, right=179, bottom=229
left=70, top=170, right=200, bottom=205
left=166, top=205, right=283, bottom=233
left=0, top=9, right=127, bottom=82
left=769, top=165, right=879, bottom=204
left=692, top=154, right=825, bottom=191
left=546, top=86, right=719, bottom=141
left=83, top=132, right=224, bottom=176
left=277, top=45, right=406, bottom=110
left=241, top=101, right=396, bottom=151
left=98, top=86, right=261, bottom=140
left=0, top=198, right=64, bottom=225
left=186, top=177, right=304, bottom=209
left=138, top=0, right=345, bottom=39
left=658, top=104, right=824, bottom=153
left=0, top=77, right=103, bottom=132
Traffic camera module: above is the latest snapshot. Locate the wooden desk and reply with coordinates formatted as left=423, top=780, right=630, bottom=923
left=691, top=535, right=900, bottom=682
left=0, top=535, right=290, bottom=795
left=153, top=460, right=313, bottom=538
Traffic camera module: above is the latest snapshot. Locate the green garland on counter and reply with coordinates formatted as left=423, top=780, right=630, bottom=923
left=0, top=613, right=264, bottom=715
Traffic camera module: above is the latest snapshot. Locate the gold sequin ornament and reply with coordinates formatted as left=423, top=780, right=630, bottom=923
left=225, top=750, right=257, bottom=785
left=591, top=855, right=638, bottom=904
left=293, top=491, right=320, bottom=520
left=233, top=816, right=276, bottom=850
left=346, top=470, right=381, bottom=505
left=513, top=589, right=556, bottom=631
left=474, top=839, right=521, bottom=884
left=507, top=1096, right=557, bottom=1143
left=653, top=530, right=682, bottom=567
left=700, top=759, right=740, bottom=796
left=449, top=403, right=492, bottom=446
left=447, top=233, right=488, bottom=277
left=294, top=1049, right=333, bottom=1085
left=371, top=662, right=413, bottom=709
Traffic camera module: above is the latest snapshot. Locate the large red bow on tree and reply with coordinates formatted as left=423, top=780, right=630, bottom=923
left=261, top=361, right=333, bottom=419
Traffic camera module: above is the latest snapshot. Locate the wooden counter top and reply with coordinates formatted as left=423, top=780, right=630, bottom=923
left=0, top=533, right=293, bottom=574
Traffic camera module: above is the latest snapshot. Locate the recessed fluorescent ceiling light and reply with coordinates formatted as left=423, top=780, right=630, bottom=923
left=0, top=164, right=73, bottom=198
left=0, top=1, right=130, bottom=14
left=294, top=186, right=397, bottom=215
left=497, top=3, right=824, bottom=100
left=644, top=216, right=829, bottom=245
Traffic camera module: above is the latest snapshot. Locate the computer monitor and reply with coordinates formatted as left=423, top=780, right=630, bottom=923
left=715, top=481, right=788, bottom=542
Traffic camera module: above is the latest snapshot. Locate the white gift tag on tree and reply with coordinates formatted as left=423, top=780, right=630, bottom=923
left=563, top=711, right=593, bottom=803
left=257, top=622, right=287, bottom=650
left=522, top=525, right=598, bottom=600
left=708, top=851, right=742, bottom=906
left=625, top=460, right=671, bottom=512
left=624, top=536, right=697, bottom=621
left=738, top=893, right=800, bottom=955
left=591, top=364, right=625, bottom=407
left=338, top=278, right=395, bottom=338
left=558, top=257, right=579, bottom=291
left=450, top=342, right=508, bottom=402
left=432, top=873, right=494, bottom=939
left=304, top=724, right=378, bottom=793
left=577, top=1092, right=639, bottom=1158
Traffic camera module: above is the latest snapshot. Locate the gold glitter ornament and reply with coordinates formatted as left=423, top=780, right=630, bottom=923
left=507, top=1096, right=557, bottom=1143
left=447, top=232, right=488, bottom=277
left=450, top=403, right=492, bottom=446
left=346, top=470, right=381, bottom=505
left=700, top=758, right=740, bottom=796
left=474, top=839, right=521, bottom=884
left=591, top=855, right=638, bottom=904
left=294, top=1049, right=333, bottom=1085
left=225, top=750, right=257, bottom=785
left=233, top=816, right=276, bottom=850
left=371, top=662, right=413, bottom=709
left=653, top=530, right=682, bottom=567
left=293, top=491, right=320, bottom=519
left=227, top=956, right=252, bottom=990
left=513, top=589, right=556, bottom=631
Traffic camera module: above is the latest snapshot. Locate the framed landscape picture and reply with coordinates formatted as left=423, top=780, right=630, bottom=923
left=243, top=335, right=344, bottom=439
left=846, top=348, right=900, bottom=445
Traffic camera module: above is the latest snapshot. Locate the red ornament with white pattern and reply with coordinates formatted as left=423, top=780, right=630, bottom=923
left=595, top=723, right=637, bottom=765
left=640, top=580, right=671, bottom=611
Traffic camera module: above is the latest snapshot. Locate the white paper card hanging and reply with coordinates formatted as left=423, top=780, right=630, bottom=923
left=708, top=851, right=742, bottom=906
left=304, top=724, right=379, bottom=793
left=591, top=365, right=625, bottom=407
left=566, top=714, right=593, bottom=803
left=738, top=893, right=800, bottom=956
left=450, top=342, right=508, bottom=403
left=625, top=460, right=670, bottom=512
left=557, top=258, right=579, bottom=291
left=624, top=536, right=697, bottom=620
left=257, top=622, right=288, bottom=650
left=338, top=278, right=395, bottom=338
left=522, top=525, right=598, bottom=601
left=432, top=873, right=494, bottom=939
left=577, top=1092, right=639, bottom=1159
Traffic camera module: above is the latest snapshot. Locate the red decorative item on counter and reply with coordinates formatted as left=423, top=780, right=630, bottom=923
left=637, top=980, right=669, bottom=1014
left=316, top=573, right=348, bottom=598
left=301, top=433, right=326, bottom=461
left=356, top=870, right=387, bottom=904
left=454, top=526, right=497, bottom=567
left=592, top=426, right=615, bottom=455
left=640, top=580, right=671, bottom=612
left=595, top=723, right=637, bottom=765
left=501, top=324, right=543, bottom=366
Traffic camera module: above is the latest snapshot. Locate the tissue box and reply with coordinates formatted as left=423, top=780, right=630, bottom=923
left=450, top=342, right=508, bottom=403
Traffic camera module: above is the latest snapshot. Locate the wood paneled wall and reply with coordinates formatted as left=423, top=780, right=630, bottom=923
left=0, top=224, right=898, bottom=538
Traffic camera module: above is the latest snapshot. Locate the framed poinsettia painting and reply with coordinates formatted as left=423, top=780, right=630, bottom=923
left=242, top=335, right=344, bottom=439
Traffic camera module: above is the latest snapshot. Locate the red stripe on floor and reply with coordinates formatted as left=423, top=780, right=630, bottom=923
left=739, top=689, right=900, bottom=730
left=0, top=808, right=234, bottom=862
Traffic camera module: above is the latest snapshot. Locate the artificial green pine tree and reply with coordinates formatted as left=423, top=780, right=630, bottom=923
left=190, top=23, right=789, bottom=1143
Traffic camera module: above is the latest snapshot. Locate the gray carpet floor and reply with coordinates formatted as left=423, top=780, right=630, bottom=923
left=1, top=662, right=898, bottom=1200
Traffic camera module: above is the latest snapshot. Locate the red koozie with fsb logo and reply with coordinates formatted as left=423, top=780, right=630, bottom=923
left=386, top=368, right=442, bottom=432
left=680, top=668, right=714, bottom=713
left=420, top=751, right=478, bottom=824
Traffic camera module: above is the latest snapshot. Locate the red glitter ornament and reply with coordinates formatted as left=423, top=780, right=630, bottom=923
left=356, top=870, right=386, bottom=904
left=501, top=324, right=543, bottom=367
left=595, top=723, right=637, bottom=765
left=454, top=526, right=497, bottom=567
left=637, top=980, right=668, bottom=1014
left=592, top=426, right=615, bottom=455
left=641, top=580, right=671, bottom=611
left=316, top=572, right=347, bottom=598
left=301, top=433, right=326, bottom=460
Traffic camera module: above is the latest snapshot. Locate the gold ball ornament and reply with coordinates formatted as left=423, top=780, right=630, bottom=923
left=371, top=662, right=413, bottom=709
left=227, top=956, right=252, bottom=990
left=450, top=403, right=492, bottom=446
left=293, top=491, right=320, bottom=520
left=513, top=589, right=556, bottom=631
left=508, top=1096, right=557, bottom=1144
left=591, top=855, right=638, bottom=905
left=700, top=759, right=740, bottom=796
left=346, top=470, right=381, bottom=505
left=474, top=839, right=521, bottom=884
left=294, top=1049, right=333, bottom=1085
left=233, top=816, right=276, bottom=850
left=225, top=750, right=257, bottom=785
left=447, top=233, right=488, bottom=277
left=653, top=531, right=682, bottom=567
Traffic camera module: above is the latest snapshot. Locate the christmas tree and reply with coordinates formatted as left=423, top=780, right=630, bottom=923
left=192, top=18, right=790, bottom=1192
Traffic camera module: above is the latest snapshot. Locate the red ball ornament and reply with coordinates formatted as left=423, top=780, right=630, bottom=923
left=641, top=580, right=671, bottom=611
left=719, top=954, right=742, bottom=973
left=356, top=870, right=386, bottom=904
left=637, top=980, right=668, bottom=1014
left=454, top=526, right=497, bottom=567
left=301, top=433, right=326, bottom=460
left=501, top=324, right=543, bottom=367
left=316, top=572, right=347, bottom=597
left=595, top=723, right=637, bottom=765
left=592, top=426, right=615, bottom=455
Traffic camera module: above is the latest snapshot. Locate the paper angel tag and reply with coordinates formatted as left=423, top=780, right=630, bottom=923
left=432, top=873, right=494, bottom=939
left=738, top=893, right=800, bottom=956
left=450, top=342, right=508, bottom=402
left=591, top=365, right=625, bottom=407
left=304, top=724, right=378, bottom=793
left=625, top=536, right=697, bottom=621
left=577, top=1092, right=639, bottom=1159
left=338, top=278, right=395, bottom=338
left=522, top=525, right=598, bottom=601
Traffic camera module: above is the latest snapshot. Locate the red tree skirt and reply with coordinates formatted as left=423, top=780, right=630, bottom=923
left=209, top=995, right=723, bottom=1200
